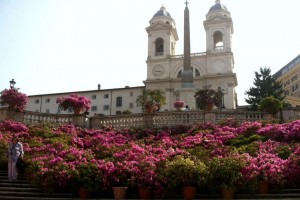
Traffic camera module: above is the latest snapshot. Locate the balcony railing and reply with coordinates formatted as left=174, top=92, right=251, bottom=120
left=170, top=52, right=206, bottom=59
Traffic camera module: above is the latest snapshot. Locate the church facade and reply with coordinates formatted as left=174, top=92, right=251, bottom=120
left=24, top=1, right=238, bottom=115
left=144, top=1, right=237, bottom=110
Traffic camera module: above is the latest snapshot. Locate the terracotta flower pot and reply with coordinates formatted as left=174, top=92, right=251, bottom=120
left=257, top=181, right=269, bottom=194
left=204, top=103, right=214, bottom=111
left=183, top=186, right=197, bottom=200
left=78, top=187, right=90, bottom=199
left=221, top=188, right=234, bottom=200
left=73, top=108, right=81, bottom=115
left=113, top=187, right=128, bottom=200
left=139, top=186, right=152, bottom=200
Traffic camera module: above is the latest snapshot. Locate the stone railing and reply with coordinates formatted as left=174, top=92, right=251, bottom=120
left=90, top=110, right=269, bottom=130
left=1, top=107, right=299, bottom=130
left=0, top=108, right=88, bottom=128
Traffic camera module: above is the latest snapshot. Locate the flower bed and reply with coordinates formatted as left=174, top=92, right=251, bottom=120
left=1, top=120, right=300, bottom=198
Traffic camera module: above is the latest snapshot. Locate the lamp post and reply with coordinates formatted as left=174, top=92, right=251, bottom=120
left=9, top=79, right=16, bottom=89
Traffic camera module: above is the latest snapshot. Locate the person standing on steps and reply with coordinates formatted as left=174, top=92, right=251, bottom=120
left=8, top=136, right=24, bottom=181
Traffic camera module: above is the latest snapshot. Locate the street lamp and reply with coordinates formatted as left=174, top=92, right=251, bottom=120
left=9, top=79, right=16, bottom=89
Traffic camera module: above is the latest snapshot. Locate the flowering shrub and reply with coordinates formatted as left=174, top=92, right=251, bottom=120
left=194, top=89, right=222, bottom=110
left=56, top=94, right=91, bottom=114
left=0, top=88, right=28, bottom=111
left=241, top=140, right=288, bottom=186
left=0, top=120, right=28, bottom=133
left=173, top=100, right=184, bottom=109
left=1, top=120, right=300, bottom=197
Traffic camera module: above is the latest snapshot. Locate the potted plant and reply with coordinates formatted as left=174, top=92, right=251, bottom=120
left=207, top=155, right=245, bottom=199
left=106, top=161, right=133, bottom=200
left=164, top=155, right=207, bottom=200
left=136, top=89, right=166, bottom=113
left=71, top=162, right=103, bottom=198
left=174, top=100, right=185, bottom=111
left=243, top=151, right=287, bottom=194
left=0, top=88, right=28, bottom=111
left=56, top=94, right=91, bottom=115
left=194, top=89, right=222, bottom=111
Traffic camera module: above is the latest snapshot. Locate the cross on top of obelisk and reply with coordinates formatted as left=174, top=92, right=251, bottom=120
left=185, top=0, right=189, bottom=7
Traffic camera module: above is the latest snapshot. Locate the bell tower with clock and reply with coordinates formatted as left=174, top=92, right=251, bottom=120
left=144, top=1, right=238, bottom=111
left=145, top=5, right=178, bottom=81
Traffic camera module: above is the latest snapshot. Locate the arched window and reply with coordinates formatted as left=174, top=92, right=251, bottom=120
left=155, top=38, right=164, bottom=56
left=213, top=31, right=223, bottom=50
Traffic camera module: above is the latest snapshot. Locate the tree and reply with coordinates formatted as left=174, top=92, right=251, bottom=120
left=245, top=67, right=285, bottom=110
left=259, top=96, right=282, bottom=115
left=136, top=89, right=166, bottom=112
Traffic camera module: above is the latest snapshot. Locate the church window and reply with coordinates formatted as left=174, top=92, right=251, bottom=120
left=213, top=31, right=223, bottom=50
left=155, top=38, right=164, bottom=56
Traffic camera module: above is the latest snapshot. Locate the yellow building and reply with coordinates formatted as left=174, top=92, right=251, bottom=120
left=274, top=55, right=300, bottom=107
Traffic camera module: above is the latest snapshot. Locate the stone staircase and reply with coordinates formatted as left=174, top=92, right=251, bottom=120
left=0, top=169, right=300, bottom=199
left=0, top=170, right=80, bottom=200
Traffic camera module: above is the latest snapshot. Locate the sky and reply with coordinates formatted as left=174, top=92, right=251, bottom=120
left=0, top=0, right=299, bottom=106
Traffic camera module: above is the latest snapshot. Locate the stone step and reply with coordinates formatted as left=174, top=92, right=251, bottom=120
left=0, top=186, right=42, bottom=192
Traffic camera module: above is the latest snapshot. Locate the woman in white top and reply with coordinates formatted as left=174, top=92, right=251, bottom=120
left=8, top=136, right=24, bottom=181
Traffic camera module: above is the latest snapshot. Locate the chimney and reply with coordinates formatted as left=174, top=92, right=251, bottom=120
left=98, top=84, right=101, bottom=90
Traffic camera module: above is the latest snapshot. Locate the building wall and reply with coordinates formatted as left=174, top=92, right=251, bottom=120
left=26, top=86, right=145, bottom=115
left=275, top=55, right=300, bottom=107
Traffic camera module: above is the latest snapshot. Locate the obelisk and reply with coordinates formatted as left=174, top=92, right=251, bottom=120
left=178, top=0, right=195, bottom=109
left=181, top=0, right=193, bottom=88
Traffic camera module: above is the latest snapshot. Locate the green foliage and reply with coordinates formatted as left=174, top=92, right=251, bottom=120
left=276, top=145, right=292, bottom=160
left=259, top=96, right=282, bottom=114
left=236, top=142, right=260, bottom=157
left=245, top=67, right=285, bottom=111
left=122, top=109, right=132, bottom=115
left=207, top=155, right=245, bottom=190
left=164, top=155, right=207, bottom=189
left=136, top=89, right=166, bottom=111
left=226, top=134, right=266, bottom=147
left=71, top=163, right=103, bottom=192
left=187, top=146, right=210, bottom=162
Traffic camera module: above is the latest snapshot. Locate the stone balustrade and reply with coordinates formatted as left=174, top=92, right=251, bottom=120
left=0, top=107, right=299, bottom=130
left=0, top=108, right=87, bottom=127
left=90, top=110, right=268, bottom=130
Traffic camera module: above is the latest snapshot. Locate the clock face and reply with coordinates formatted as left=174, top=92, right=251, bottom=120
left=152, top=65, right=165, bottom=77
